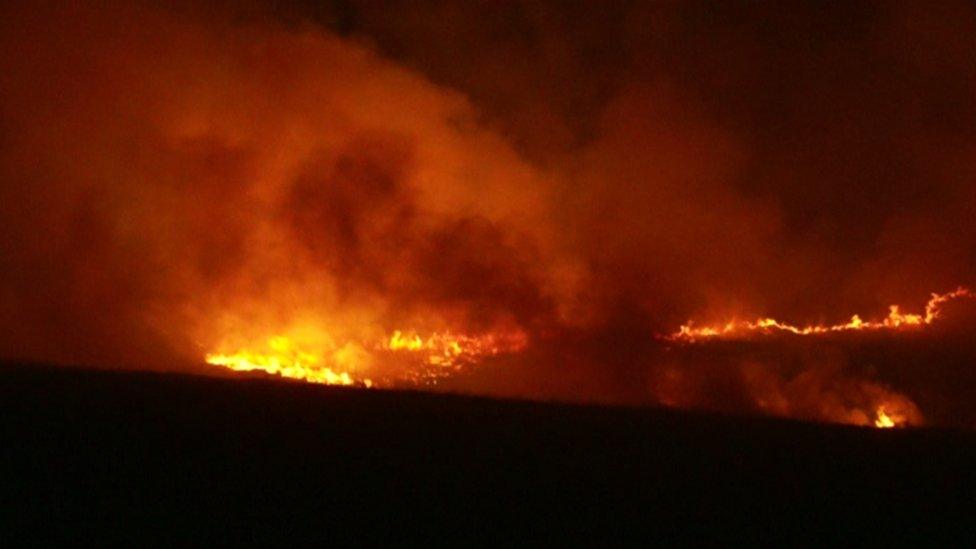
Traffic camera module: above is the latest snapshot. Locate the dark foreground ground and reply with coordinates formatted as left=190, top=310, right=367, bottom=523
left=2, top=364, right=975, bottom=544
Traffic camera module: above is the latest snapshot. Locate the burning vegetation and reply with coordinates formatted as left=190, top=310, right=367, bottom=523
left=3, top=1, right=976, bottom=430
left=206, top=328, right=528, bottom=387
left=667, top=288, right=974, bottom=343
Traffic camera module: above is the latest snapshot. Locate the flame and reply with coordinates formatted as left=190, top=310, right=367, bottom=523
left=387, top=330, right=527, bottom=366
left=874, top=407, right=897, bottom=428
left=667, top=287, right=972, bottom=342
left=384, top=329, right=530, bottom=384
left=205, top=328, right=528, bottom=387
left=205, top=335, right=365, bottom=386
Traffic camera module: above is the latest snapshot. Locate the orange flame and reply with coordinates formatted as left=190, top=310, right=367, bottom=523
left=205, top=328, right=528, bottom=387
left=874, top=407, right=897, bottom=428
left=666, top=287, right=972, bottom=342
left=384, top=329, right=529, bottom=384
left=205, top=335, right=366, bottom=386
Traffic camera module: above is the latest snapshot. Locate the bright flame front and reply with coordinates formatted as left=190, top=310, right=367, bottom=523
left=206, top=335, right=362, bottom=386
left=205, top=328, right=528, bottom=387
left=667, top=287, right=972, bottom=342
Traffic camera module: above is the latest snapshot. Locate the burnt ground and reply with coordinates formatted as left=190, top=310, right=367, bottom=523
left=1, top=363, right=974, bottom=544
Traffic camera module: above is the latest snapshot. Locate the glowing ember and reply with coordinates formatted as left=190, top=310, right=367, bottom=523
left=666, top=287, right=973, bottom=342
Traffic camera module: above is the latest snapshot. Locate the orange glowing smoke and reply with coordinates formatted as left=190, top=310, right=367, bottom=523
left=205, top=329, right=528, bottom=387
left=666, top=287, right=973, bottom=342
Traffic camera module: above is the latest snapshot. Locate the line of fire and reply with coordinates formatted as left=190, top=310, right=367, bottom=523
left=5, top=2, right=976, bottom=433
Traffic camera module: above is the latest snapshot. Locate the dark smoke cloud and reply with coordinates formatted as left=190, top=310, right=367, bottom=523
left=2, top=0, right=976, bottom=426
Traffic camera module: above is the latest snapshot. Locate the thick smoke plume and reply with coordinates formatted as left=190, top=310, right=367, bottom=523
left=3, top=1, right=976, bottom=427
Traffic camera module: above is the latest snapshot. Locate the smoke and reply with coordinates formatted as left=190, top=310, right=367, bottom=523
left=2, top=1, right=976, bottom=426
left=1, top=1, right=561, bottom=358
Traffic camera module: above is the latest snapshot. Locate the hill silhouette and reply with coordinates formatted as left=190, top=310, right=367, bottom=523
left=1, top=364, right=973, bottom=543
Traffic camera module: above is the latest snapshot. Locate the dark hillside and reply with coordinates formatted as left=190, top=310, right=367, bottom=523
left=1, top=364, right=973, bottom=543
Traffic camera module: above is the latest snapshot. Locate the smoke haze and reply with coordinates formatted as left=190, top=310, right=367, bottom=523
left=2, top=0, right=976, bottom=426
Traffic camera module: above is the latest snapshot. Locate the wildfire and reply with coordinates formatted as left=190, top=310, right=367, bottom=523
left=387, top=330, right=527, bottom=366
left=205, top=335, right=364, bottom=386
left=203, top=285, right=965, bottom=430
left=388, top=330, right=464, bottom=364
left=666, top=287, right=972, bottom=342
left=874, top=407, right=897, bottom=428
left=385, top=329, right=529, bottom=384
left=205, top=328, right=528, bottom=387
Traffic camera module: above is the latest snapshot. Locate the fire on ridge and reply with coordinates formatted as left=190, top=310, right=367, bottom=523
left=205, top=329, right=529, bottom=388
left=665, top=287, right=973, bottom=343
left=652, top=288, right=976, bottom=430
left=202, top=288, right=975, bottom=431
